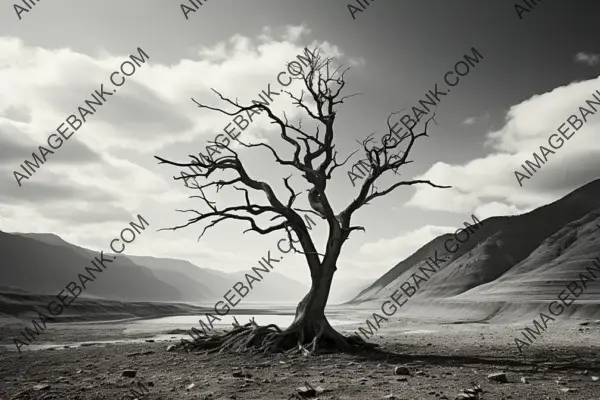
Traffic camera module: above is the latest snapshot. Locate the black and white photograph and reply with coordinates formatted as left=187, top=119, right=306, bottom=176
left=1, top=1, right=599, bottom=399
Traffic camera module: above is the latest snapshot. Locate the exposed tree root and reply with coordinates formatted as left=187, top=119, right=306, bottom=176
left=177, top=317, right=378, bottom=355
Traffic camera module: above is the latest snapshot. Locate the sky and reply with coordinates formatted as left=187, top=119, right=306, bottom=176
left=1, top=0, right=600, bottom=288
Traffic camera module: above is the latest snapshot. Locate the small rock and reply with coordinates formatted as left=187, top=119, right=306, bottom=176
left=122, top=370, right=137, bottom=378
left=126, top=352, right=142, bottom=357
left=145, top=339, right=155, bottom=343
left=296, top=383, right=324, bottom=398
left=560, top=388, right=577, bottom=393
left=166, top=345, right=176, bottom=352
left=394, top=366, right=410, bottom=376
left=33, top=384, right=50, bottom=391
left=521, top=377, right=529, bottom=384
left=396, top=377, right=407, bottom=382
left=232, top=370, right=244, bottom=378
left=592, top=376, right=599, bottom=382
left=297, top=385, right=316, bottom=397
left=487, top=372, right=508, bottom=383
left=186, top=383, right=195, bottom=391
left=415, top=370, right=426, bottom=376
left=383, top=395, right=399, bottom=400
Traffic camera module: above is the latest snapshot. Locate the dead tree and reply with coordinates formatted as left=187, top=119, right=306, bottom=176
left=155, top=48, right=450, bottom=354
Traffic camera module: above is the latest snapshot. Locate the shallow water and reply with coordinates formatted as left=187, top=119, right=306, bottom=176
left=125, top=313, right=363, bottom=334
left=0, top=312, right=365, bottom=352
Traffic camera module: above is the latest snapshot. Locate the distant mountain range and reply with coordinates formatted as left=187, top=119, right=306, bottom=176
left=0, top=231, right=308, bottom=306
left=349, top=178, right=600, bottom=322
left=3, top=179, right=600, bottom=324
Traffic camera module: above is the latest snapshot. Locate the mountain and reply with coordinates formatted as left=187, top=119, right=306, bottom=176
left=239, top=269, right=308, bottom=304
left=126, top=255, right=308, bottom=304
left=350, top=179, right=600, bottom=316
left=456, top=208, right=600, bottom=302
left=124, top=255, right=223, bottom=302
left=0, top=231, right=308, bottom=306
left=0, top=231, right=182, bottom=302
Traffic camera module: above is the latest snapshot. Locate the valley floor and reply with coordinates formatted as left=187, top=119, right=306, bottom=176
left=0, top=318, right=599, bottom=400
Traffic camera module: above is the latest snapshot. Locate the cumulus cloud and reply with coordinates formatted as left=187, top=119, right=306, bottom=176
left=0, top=26, right=352, bottom=270
left=406, top=76, right=600, bottom=216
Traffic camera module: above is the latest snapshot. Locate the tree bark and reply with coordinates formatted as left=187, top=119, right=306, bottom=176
left=275, top=261, right=352, bottom=352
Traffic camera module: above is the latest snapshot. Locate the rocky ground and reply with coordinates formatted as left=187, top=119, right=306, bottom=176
left=0, top=318, right=599, bottom=400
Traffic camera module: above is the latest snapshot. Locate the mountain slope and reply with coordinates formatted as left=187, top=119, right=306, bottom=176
left=0, top=231, right=182, bottom=302
left=127, top=255, right=308, bottom=304
left=1, top=231, right=308, bottom=305
left=351, top=178, right=600, bottom=305
left=124, top=255, right=218, bottom=302
left=455, top=208, right=600, bottom=301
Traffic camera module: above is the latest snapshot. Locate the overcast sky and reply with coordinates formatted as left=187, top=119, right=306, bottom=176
left=1, top=0, right=599, bottom=287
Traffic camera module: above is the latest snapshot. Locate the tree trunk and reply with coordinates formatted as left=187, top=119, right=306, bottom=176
left=177, top=260, right=374, bottom=354
left=277, top=263, right=351, bottom=352
left=177, top=236, right=376, bottom=354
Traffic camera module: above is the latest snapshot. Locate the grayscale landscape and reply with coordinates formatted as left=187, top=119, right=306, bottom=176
left=1, top=1, right=599, bottom=399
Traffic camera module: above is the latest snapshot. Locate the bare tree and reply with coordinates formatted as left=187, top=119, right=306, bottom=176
left=155, top=48, right=450, bottom=354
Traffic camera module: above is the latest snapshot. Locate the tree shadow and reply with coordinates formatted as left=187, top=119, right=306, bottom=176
left=345, top=345, right=600, bottom=373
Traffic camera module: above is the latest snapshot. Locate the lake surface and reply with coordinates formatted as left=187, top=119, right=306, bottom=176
left=125, top=313, right=363, bottom=334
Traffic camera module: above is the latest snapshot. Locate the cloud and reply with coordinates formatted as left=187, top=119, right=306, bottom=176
left=0, top=169, right=117, bottom=205
left=474, top=202, right=525, bottom=219
left=462, top=112, right=489, bottom=125
left=0, top=26, right=353, bottom=267
left=406, top=76, right=600, bottom=215
left=356, top=225, right=456, bottom=269
left=349, top=57, right=366, bottom=68
left=0, top=29, right=343, bottom=161
left=282, top=25, right=312, bottom=43
left=575, top=52, right=600, bottom=66
left=0, top=119, right=101, bottom=166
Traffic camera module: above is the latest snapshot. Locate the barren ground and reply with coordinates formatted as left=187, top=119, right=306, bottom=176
left=1, top=317, right=599, bottom=400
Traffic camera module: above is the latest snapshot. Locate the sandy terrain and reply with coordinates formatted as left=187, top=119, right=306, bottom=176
left=1, top=316, right=599, bottom=400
